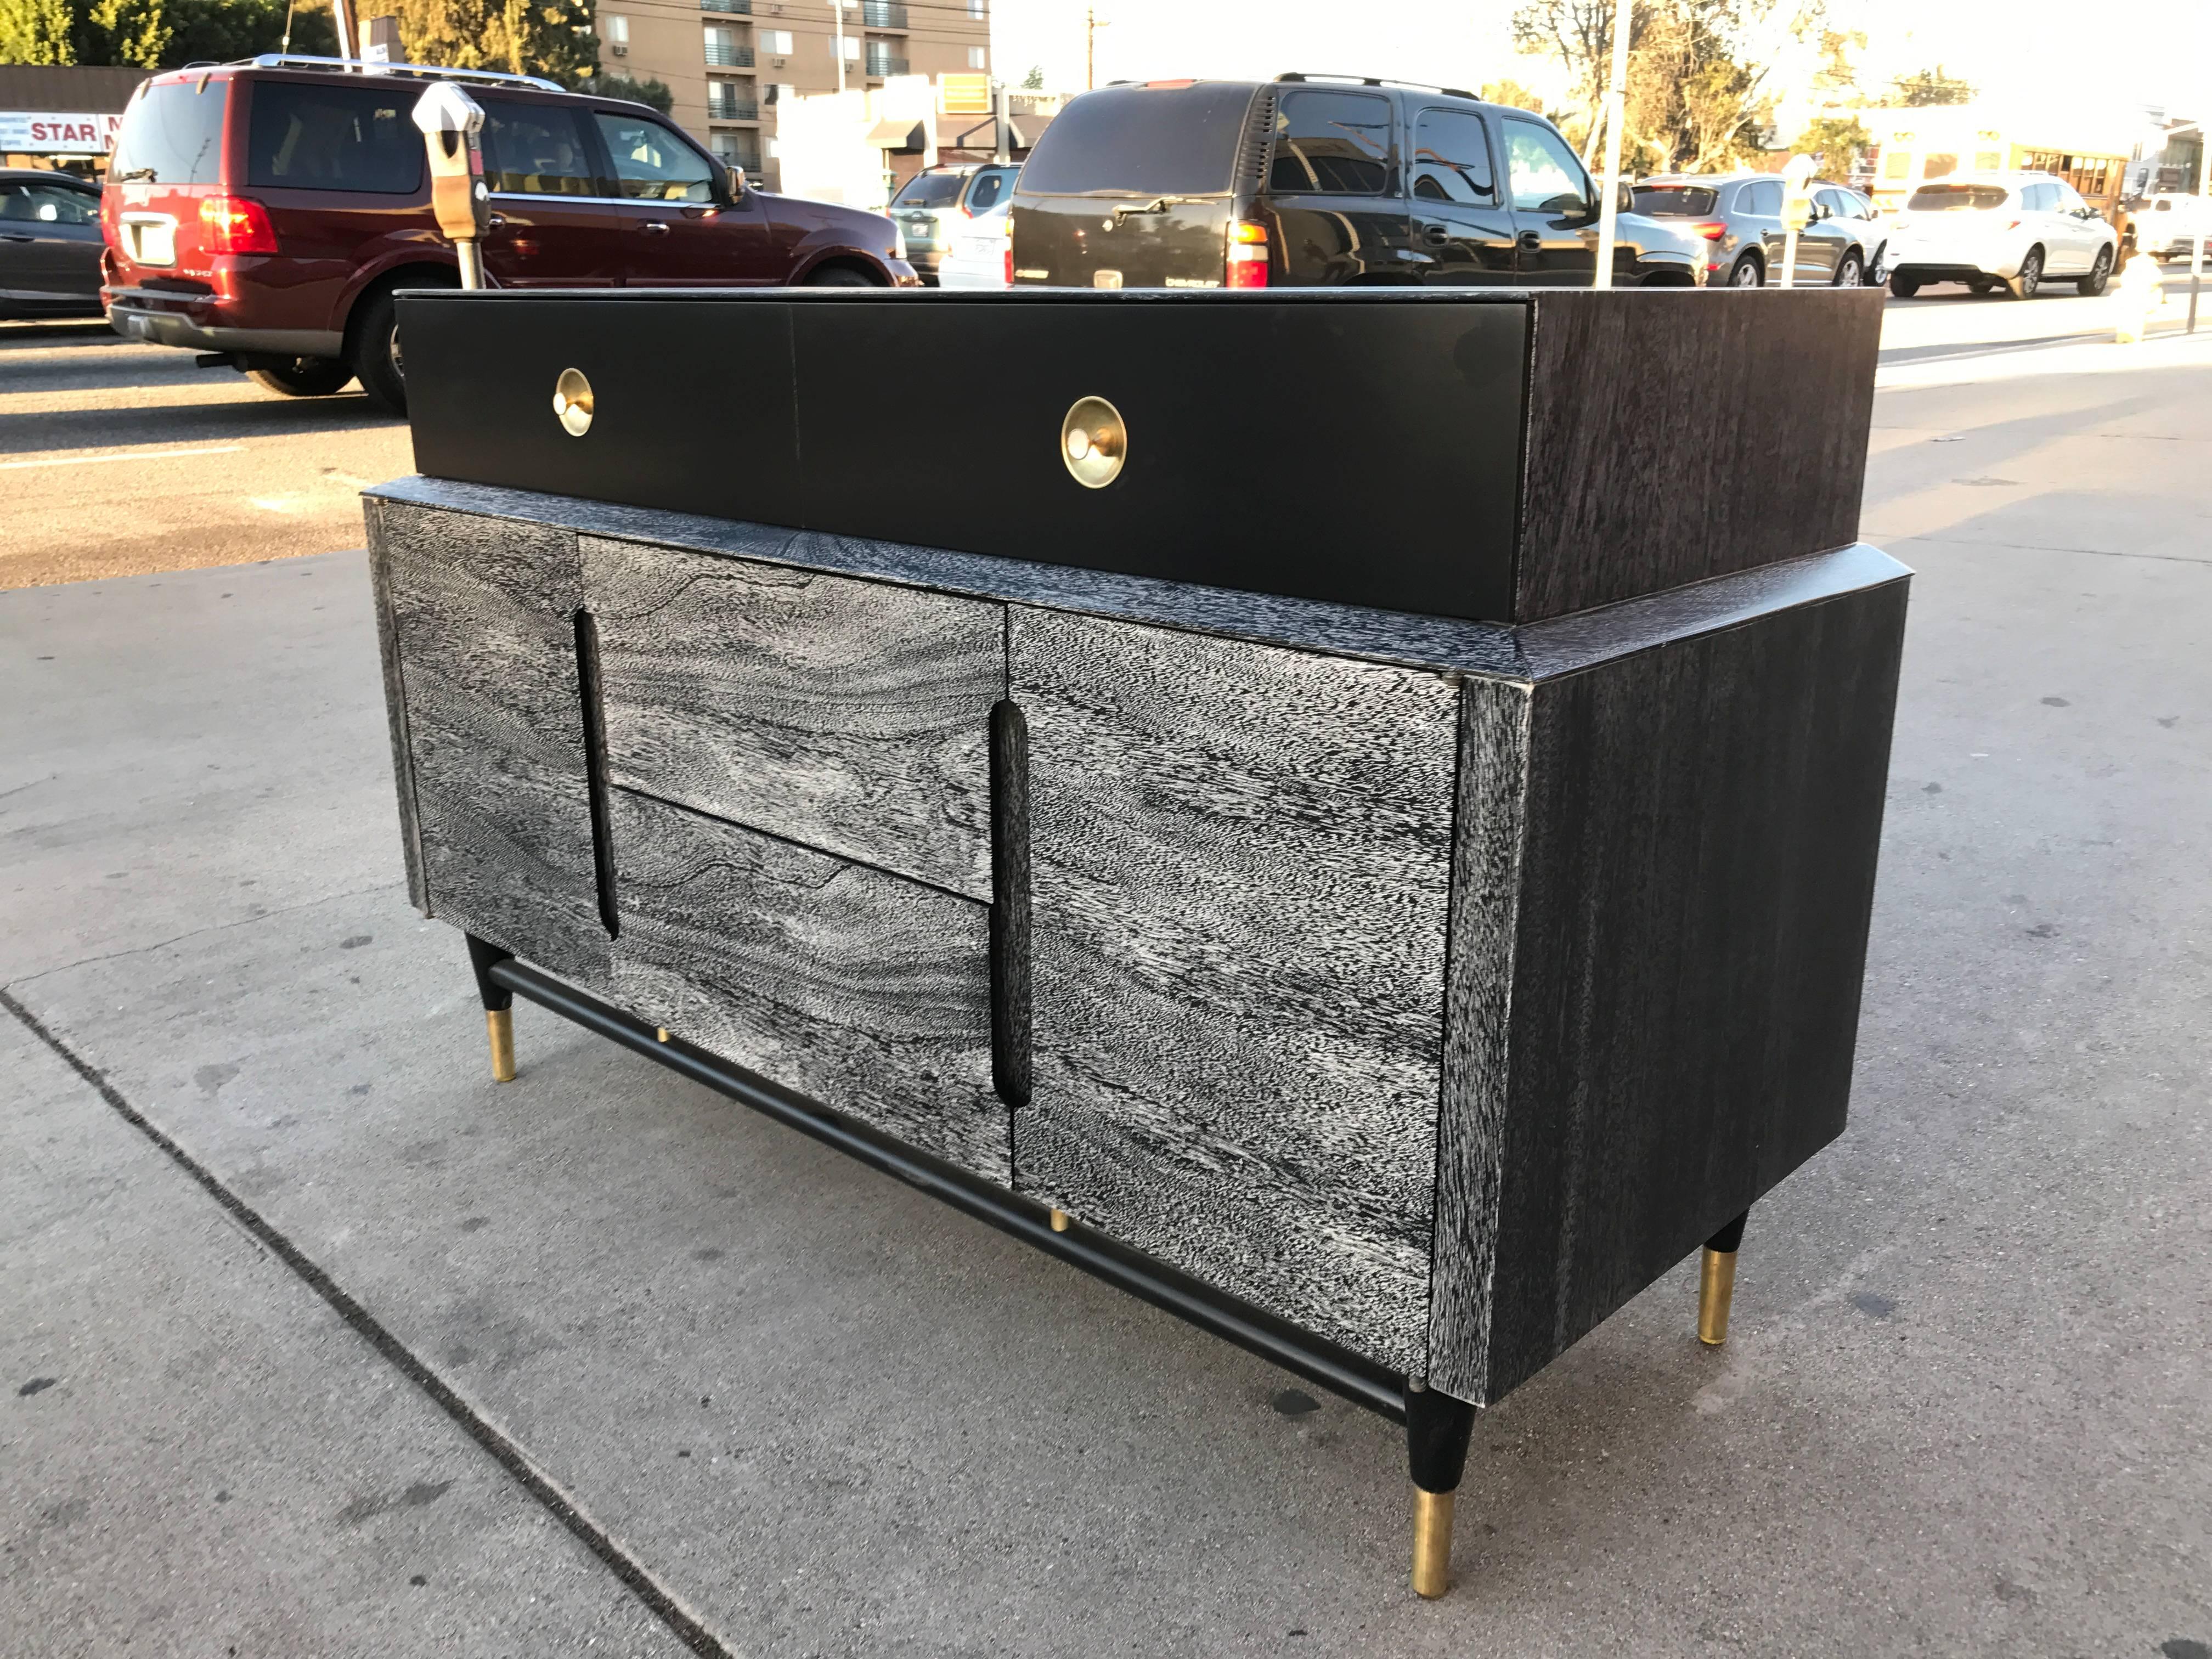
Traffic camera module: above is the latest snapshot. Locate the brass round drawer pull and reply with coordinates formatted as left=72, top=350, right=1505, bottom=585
left=1060, top=396, right=1126, bottom=488
left=552, top=368, right=594, bottom=437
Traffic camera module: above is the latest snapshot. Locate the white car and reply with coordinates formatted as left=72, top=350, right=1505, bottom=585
left=1887, top=172, right=2118, bottom=299
left=2134, top=192, right=2211, bottom=263
left=937, top=201, right=1011, bottom=290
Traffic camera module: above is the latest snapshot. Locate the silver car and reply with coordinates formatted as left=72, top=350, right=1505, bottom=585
left=887, top=163, right=1021, bottom=285
left=1632, top=172, right=1885, bottom=287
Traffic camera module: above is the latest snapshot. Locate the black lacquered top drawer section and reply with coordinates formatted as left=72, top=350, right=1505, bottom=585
left=399, top=289, right=1530, bottom=624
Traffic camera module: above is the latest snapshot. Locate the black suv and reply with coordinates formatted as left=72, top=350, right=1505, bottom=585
left=1008, top=75, right=1703, bottom=290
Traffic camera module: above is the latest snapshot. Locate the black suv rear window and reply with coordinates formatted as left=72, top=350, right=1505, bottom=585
left=1017, top=84, right=1252, bottom=197
left=1633, top=184, right=1717, bottom=216
left=111, top=80, right=229, bottom=185
left=248, top=82, right=424, bottom=194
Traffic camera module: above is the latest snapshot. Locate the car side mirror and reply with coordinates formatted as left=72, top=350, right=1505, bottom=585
left=726, top=164, right=748, bottom=200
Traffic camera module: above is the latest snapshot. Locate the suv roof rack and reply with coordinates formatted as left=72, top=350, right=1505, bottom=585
left=236, top=53, right=564, bottom=92
left=1274, top=71, right=1480, bottom=101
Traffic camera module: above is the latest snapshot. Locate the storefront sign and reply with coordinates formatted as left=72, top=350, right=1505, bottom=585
left=0, top=111, right=123, bottom=154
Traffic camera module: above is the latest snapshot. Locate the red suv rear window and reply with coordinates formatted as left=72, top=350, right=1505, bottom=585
left=111, top=80, right=228, bottom=185
left=247, top=82, right=425, bottom=194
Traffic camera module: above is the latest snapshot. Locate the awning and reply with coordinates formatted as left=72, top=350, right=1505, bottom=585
left=865, top=117, right=926, bottom=151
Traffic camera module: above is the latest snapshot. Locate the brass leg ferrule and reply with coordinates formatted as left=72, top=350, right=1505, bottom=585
left=1048, top=1208, right=1071, bottom=1233
left=1698, top=1248, right=1737, bottom=1346
left=656, top=1027, right=669, bottom=1043
left=1411, top=1486, right=1455, bottom=1599
left=486, top=1008, right=516, bottom=1084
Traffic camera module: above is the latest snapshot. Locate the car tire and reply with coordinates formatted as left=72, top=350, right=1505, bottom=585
left=803, top=266, right=877, bottom=287
left=350, top=274, right=458, bottom=417
left=1888, top=273, right=1920, bottom=298
left=1832, top=250, right=1864, bottom=287
left=1865, top=243, right=1887, bottom=285
left=2075, top=245, right=2113, bottom=296
left=246, top=357, right=356, bottom=397
left=2006, top=247, right=2043, bottom=300
left=1727, top=253, right=1763, bottom=288
left=1970, top=278, right=2001, bottom=295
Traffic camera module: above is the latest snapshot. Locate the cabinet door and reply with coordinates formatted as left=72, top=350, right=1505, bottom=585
left=1009, top=610, right=1458, bottom=1371
left=611, top=789, right=1003, bottom=1178
left=371, top=500, right=611, bottom=990
left=582, top=539, right=1001, bottom=902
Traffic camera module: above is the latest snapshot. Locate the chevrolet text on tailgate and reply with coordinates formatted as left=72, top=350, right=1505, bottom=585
left=101, top=54, right=917, bottom=413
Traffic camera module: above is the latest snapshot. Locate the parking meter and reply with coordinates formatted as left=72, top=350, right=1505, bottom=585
left=1778, top=153, right=1817, bottom=290
left=411, top=81, right=489, bottom=289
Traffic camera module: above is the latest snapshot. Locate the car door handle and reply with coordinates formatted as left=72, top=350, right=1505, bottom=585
left=1420, top=224, right=1449, bottom=246
left=641, top=221, right=670, bottom=235
left=487, top=212, right=507, bottom=229
left=1517, top=230, right=1542, bottom=250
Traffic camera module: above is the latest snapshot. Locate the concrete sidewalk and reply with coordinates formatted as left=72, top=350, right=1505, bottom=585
left=5, top=348, right=2210, bottom=1655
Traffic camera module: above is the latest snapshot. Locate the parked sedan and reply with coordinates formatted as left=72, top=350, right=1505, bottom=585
left=1, top=168, right=105, bottom=317
left=1633, top=172, right=1874, bottom=287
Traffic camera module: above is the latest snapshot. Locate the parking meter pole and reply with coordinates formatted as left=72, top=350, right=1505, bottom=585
left=2191, top=144, right=2207, bottom=335
left=411, top=83, right=490, bottom=291
left=994, top=83, right=1011, bottom=166
left=1779, top=154, right=1816, bottom=292
left=1590, top=0, right=1631, bottom=290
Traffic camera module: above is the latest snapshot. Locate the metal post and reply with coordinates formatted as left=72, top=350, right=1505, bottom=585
left=2191, top=133, right=2207, bottom=334
left=994, top=81, right=1011, bottom=165
left=833, top=0, right=845, bottom=95
left=1590, top=0, right=1630, bottom=290
left=330, top=0, right=356, bottom=64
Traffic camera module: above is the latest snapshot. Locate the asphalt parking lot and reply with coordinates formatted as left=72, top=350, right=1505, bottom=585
left=4, top=291, right=2211, bottom=1656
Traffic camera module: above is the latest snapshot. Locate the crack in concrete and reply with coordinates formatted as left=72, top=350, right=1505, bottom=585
left=1, top=882, right=399, bottom=993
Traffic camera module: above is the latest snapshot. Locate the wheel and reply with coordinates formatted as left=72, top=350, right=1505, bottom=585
left=2075, top=245, right=2113, bottom=296
left=2006, top=247, right=2043, bottom=300
left=803, top=265, right=877, bottom=287
left=1969, top=278, right=2001, bottom=295
left=349, top=273, right=458, bottom=416
left=246, top=356, right=354, bottom=397
left=1832, top=249, right=1863, bottom=287
left=1865, top=243, right=1888, bottom=286
left=1726, top=253, right=1763, bottom=288
left=1888, top=273, right=1920, bottom=298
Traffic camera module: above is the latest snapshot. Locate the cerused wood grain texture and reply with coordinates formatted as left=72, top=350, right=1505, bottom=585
left=1514, top=288, right=1885, bottom=622
left=371, top=500, right=612, bottom=989
left=1007, top=607, right=1459, bottom=1374
left=1462, top=577, right=1909, bottom=1403
left=608, top=788, right=1007, bottom=1180
left=362, top=496, right=428, bottom=916
left=1424, top=676, right=1532, bottom=1400
left=577, top=538, right=1003, bottom=902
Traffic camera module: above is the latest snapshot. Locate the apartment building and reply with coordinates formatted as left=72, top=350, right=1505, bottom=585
left=594, top=0, right=992, bottom=189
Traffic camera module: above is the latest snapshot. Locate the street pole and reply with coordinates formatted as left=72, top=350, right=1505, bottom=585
left=833, top=0, right=845, bottom=95
left=1591, top=0, right=1630, bottom=289
left=994, top=80, right=1011, bottom=165
left=2191, top=127, right=2206, bottom=334
left=330, top=0, right=355, bottom=64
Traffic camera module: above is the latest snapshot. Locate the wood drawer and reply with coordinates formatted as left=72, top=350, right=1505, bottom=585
left=609, top=788, right=1005, bottom=1180
left=582, top=538, right=1002, bottom=902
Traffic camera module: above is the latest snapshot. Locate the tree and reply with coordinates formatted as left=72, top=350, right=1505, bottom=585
left=1797, top=114, right=1866, bottom=179
left=1892, top=64, right=1972, bottom=106
left=582, top=71, right=670, bottom=113
left=1480, top=78, right=1544, bottom=114
left=391, top=0, right=596, bottom=86
left=1020, top=64, right=1043, bottom=90
left=0, top=0, right=331, bottom=65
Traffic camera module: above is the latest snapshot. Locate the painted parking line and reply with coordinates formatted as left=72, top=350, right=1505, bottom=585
left=0, top=445, right=246, bottom=471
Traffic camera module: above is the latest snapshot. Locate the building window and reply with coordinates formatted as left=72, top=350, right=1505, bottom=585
left=967, top=46, right=986, bottom=69
left=1883, top=150, right=1910, bottom=179
left=761, top=28, right=792, bottom=53
left=841, top=33, right=860, bottom=59
left=605, top=13, right=628, bottom=43
left=967, top=0, right=983, bottom=14
left=1922, top=152, right=1957, bottom=179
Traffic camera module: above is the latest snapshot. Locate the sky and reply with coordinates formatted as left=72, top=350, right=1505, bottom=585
left=990, top=0, right=2211, bottom=121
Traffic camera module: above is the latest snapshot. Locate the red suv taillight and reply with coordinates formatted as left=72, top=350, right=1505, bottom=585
left=1691, top=219, right=1728, bottom=240
left=1227, top=220, right=1269, bottom=289
left=99, top=189, right=119, bottom=249
left=199, top=195, right=279, bottom=256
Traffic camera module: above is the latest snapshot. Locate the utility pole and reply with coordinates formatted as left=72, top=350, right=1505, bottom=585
left=1590, top=0, right=1630, bottom=289
left=1085, top=7, right=1107, bottom=92
left=2191, top=121, right=2207, bottom=334
left=330, top=0, right=356, bottom=64
left=833, top=0, right=845, bottom=94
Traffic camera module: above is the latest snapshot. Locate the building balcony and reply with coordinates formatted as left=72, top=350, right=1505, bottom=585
left=864, top=52, right=908, bottom=76
left=861, top=1, right=906, bottom=27
left=700, top=0, right=751, bottom=12
left=704, top=43, right=754, bottom=66
left=708, top=101, right=761, bottom=122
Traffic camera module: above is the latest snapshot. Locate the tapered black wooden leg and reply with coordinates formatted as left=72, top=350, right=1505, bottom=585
left=1405, top=1380, right=1478, bottom=1598
left=465, top=934, right=516, bottom=1082
left=1699, top=1210, right=1750, bottom=1347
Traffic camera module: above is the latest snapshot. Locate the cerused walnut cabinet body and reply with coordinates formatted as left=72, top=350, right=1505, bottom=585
left=365, top=284, right=1906, bottom=1589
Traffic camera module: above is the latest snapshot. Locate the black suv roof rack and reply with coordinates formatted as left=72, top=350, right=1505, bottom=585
left=234, top=53, right=564, bottom=92
left=1274, top=71, right=1480, bottom=100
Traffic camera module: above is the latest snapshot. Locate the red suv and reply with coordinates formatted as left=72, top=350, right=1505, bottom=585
left=102, top=56, right=918, bottom=412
